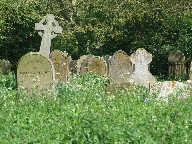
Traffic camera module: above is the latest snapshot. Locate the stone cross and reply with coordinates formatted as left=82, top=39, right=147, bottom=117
left=129, top=48, right=156, bottom=88
left=35, top=14, right=63, bottom=58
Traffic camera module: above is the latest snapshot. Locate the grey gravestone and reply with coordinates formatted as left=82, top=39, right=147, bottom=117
left=77, top=55, right=93, bottom=75
left=69, top=60, right=77, bottom=74
left=87, top=56, right=107, bottom=76
left=129, top=48, right=156, bottom=88
left=50, top=50, right=70, bottom=82
left=0, top=59, right=12, bottom=75
left=35, top=14, right=63, bottom=58
left=168, top=50, right=186, bottom=77
left=109, top=50, right=133, bottom=83
left=17, top=52, right=55, bottom=92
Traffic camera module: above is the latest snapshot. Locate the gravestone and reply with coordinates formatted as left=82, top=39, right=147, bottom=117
left=69, top=60, right=77, bottom=74
left=87, top=56, right=107, bottom=76
left=103, top=55, right=111, bottom=76
left=17, top=52, right=55, bottom=92
left=77, top=55, right=93, bottom=75
left=0, top=59, right=12, bottom=75
left=129, top=48, right=156, bottom=88
left=50, top=50, right=70, bottom=82
left=109, top=50, right=133, bottom=83
left=35, top=14, right=63, bottom=58
left=189, top=62, right=192, bottom=80
left=168, top=50, right=186, bottom=78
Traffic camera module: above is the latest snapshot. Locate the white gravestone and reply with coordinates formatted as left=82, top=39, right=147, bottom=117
left=129, top=48, right=156, bottom=88
left=35, top=14, right=63, bottom=58
left=17, top=52, right=55, bottom=92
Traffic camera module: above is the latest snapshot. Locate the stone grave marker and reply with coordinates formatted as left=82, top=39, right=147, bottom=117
left=17, top=52, right=55, bottom=92
left=168, top=50, right=186, bottom=77
left=35, top=14, right=63, bottom=58
left=87, top=56, right=107, bottom=76
left=50, top=50, right=70, bottom=82
left=0, top=59, right=12, bottom=75
left=77, top=55, right=93, bottom=75
left=69, top=60, right=77, bottom=74
left=189, top=62, right=192, bottom=80
left=103, top=55, right=111, bottom=76
left=129, top=48, right=156, bottom=88
left=109, top=50, right=133, bottom=83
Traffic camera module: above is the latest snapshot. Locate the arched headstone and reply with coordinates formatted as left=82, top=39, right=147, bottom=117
left=129, top=48, right=156, bottom=88
left=87, top=56, right=107, bottom=76
left=17, top=52, right=55, bottom=92
left=109, top=50, right=133, bottom=83
left=50, top=50, right=70, bottom=82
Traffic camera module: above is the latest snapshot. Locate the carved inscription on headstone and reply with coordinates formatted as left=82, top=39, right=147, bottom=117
left=50, top=50, right=70, bottom=82
left=129, top=48, right=156, bottom=88
left=35, top=14, right=63, bottom=58
left=17, top=52, right=55, bottom=92
left=109, top=50, right=133, bottom=83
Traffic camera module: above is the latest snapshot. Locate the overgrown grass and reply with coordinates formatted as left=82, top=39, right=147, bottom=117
left=0, top=72, right=192, bottom=143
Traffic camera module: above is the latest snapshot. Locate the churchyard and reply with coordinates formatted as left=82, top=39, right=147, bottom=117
left=1, top=14, right=192, bottom=143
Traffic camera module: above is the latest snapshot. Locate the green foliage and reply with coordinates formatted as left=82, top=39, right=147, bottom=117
left=0, top=0, right=191, bottom=76
left=1, top=73, right=192, bottom=143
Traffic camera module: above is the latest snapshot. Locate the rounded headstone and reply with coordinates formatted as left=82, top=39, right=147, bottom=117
left=87, top=56, right=107, bottom=76
left=17, top=52, right=55, bottom=91
left=0, top=59, right=12, bottom=75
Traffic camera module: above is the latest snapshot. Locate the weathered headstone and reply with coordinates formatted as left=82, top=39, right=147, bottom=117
left=17, top=52, right=55, bottom=92
left=69, top=60, right=77, bottom=74
left=168, top=50, right=186, bottom=78
left=0, top=59, right=12, bottom=75
left=189, top=62, right=192, bottom=80
left=35, top=14, right=63, bottom=58
left=77, top=55, right=93, bottom=75
left=129, top=48, right=156, bottom=88
left=87, top=56, right=107, bottom=76
left=109, top=50, right=133, bottom=83
left=50, top=50, right=70, bottom=82
left=103, top=55, right=111, bottom=76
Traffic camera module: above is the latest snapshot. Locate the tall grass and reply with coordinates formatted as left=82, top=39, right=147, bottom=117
left=0, top=72, right=192, bottom=143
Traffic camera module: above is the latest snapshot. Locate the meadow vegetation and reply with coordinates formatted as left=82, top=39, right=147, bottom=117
left=1, top=72, right=192, bottom=143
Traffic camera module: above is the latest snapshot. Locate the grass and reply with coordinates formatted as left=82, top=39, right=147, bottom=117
left=0, top=72, right=192, bottom=143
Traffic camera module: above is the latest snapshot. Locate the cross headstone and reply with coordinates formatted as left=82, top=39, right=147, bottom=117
left=35, top=14, right=63, bottom=58
left=50, top=50, right=70, bottom=82
left=0, top=59, right=12, bottom=75
left=17, top=52, right=55, bottom=93
left=109, top=50, right=133, bottom=83
left=129, top=48, right=156, bottom=88
left=87, top=56, right=107, bottom=76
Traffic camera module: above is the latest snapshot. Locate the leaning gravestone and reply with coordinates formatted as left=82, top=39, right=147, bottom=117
left=35, top=14, right=63, bottom=58
left=0, top=59, right=12, bottom=75
left=17, top=52, right=55, bottom=93
left=50, top=50, right=70, bottom=82
left=129, top=48, right=156, bottom=88
left=109, top=50, right=133, bottom=83
left=87, top=56, right=107, bottom=76
left=168, top=50, right=186, bottom=78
